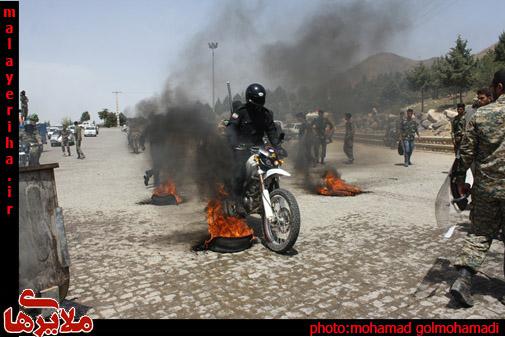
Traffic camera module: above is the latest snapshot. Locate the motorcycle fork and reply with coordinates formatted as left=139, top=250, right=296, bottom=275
left=258, top=170, right=275, bottom=243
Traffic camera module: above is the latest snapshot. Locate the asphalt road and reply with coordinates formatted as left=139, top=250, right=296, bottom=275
left=40, top=128, right=504, bottom=318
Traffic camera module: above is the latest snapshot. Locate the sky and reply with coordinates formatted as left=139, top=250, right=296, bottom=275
left=20, top=0, right=505, bottom=124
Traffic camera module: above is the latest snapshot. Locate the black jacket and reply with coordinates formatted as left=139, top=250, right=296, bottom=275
left=227, top=103, right=279, bottom=147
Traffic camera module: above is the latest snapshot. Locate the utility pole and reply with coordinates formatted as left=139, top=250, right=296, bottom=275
left=208, top=42, right=218, bottom=113
left=112, top=91, right=122, bottom=127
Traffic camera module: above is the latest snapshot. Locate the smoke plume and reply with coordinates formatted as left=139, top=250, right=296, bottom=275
left=131, top=0, right=414, bottom=197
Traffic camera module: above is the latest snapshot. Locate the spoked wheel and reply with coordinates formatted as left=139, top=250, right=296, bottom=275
left=261, top=188, right=300, bottom=253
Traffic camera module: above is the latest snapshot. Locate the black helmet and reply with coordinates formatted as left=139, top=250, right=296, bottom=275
left=245, top=83, right=266, bottom=106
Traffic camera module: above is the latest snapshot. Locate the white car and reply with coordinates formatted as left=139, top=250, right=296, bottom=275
left=50, top=131, right=75, bottom=147
left=84, top=126, right=97, bottom=137
left=284, top=122, right=302, bottom=140
left=47, top=126, right=60, bottom=139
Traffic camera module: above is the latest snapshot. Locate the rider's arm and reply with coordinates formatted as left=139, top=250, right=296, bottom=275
left=227, top=110, right=242, bottom=147
left=264, top=109, right=280, bottom=147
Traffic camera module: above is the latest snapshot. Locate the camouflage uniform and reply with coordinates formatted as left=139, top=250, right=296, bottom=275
left=61, top=128, right=71, bottom=156
left=454, top=94, right=505, bottom=271
left=20, top=93, right=29, bottom=118
left=74, top=125, right=85, bottom=159
left=451, top=114, right=466, bottom=156
left=343, top=120, right=355, bottom=162
left=20, top=123, right=42, bottom=166
left=400, top=119, right=418, bottom=166
left=311, top=116, right=334, bottom=164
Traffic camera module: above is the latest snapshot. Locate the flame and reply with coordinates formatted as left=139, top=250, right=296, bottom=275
left=317, top=170, right=362, bottom=196
left=152, top=180, right=183, bottom=204
left=205, top=185, right=253, bottom=245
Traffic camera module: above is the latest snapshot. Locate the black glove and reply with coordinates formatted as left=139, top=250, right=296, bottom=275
left=275, top=146, right=288, bottom=158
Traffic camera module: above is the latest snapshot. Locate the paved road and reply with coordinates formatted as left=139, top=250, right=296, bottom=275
left=40, top=128, right=504, bottom=318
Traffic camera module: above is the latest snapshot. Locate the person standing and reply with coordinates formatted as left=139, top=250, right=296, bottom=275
left=400, top=108, right=419, bottom=167
left=343, top=113, right=355, bottom=164
left=451, top=103, right=466, bottom=156
left=73, top=121, right=85, bottom=159
left=311, top=109, right=334, bottom=164
left=60, top=125, right=71, bottom=156
left=20, top=115, right=43, bottom=166
left=450, top=69, right=505, bottom=307
left=20, top=90, right=29, bottom=119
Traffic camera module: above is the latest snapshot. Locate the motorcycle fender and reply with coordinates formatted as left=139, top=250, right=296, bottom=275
left=265, top=168, right=291, bottom=180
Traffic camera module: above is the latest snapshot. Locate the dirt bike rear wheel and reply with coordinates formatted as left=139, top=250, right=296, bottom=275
left=261, top=188, right=300, bottom=253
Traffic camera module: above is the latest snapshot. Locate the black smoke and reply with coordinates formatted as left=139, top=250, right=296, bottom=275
left=132, top=0, right=414, bottom=196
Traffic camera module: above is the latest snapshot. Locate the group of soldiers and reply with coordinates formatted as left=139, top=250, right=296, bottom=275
left=60, top=122, right=86, bottom=159
left=446, top=69, right=505, bottom=307
left=295, top=110, right=356, bottom=166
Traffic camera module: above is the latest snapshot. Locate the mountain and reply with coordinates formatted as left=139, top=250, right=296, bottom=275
left=345, top=43, right=496, bottom=83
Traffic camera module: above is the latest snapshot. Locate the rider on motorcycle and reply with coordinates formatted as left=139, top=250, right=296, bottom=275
left=226, top=83, right=282, bottom=216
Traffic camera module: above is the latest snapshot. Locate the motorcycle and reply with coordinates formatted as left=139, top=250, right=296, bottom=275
left=233, top=138, right=300, bottom=253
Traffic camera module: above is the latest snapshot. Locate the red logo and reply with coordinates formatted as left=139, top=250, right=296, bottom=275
left=3, top=289, right=93, bottom=337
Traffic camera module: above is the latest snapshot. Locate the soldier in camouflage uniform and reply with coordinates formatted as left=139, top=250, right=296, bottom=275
left=20, top=90, right=29, bottom=119
left=61, top=125, right=71, bottom=156
left=311, top=110, right=334, bottom=165
left=73, top=121, right=85, bottom=159
left=20, top=115, right=42, bottom=166
left=400, top=108, right=419, bottom=167
left=343, top=113, right=355, bottom=164
left=450, top=69, right=505, bottom=307
left=451, top=103, right=466, bottom=156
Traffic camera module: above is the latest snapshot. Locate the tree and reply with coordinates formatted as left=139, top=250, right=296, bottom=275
left=494, top=31, right=505, bottom=63
left=474, top=50, right=501, bottom=89
left=80, top=111, right=91, bottom=122
left=61, top=117, right=72, bottom=127
left=440, top=35, right=476, bottom=103
left=104, top=112, right=118, bottom=128
left=97, top=108, right=110, bottom=121
left=406, top=62, right=431, bottom=112
left=118, top=113, right=127, bottom=126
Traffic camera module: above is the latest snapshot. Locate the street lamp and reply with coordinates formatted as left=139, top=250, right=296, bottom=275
left=208, top=42, right=218, bottom=113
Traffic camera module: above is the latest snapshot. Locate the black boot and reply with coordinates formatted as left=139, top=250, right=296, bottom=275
left=450, top=267, right=475, bottom=307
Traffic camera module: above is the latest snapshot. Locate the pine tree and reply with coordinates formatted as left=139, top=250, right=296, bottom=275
left=406, top=62, right=431, bottom=112
left=440, top=35, right=476, bottom=103
left=494, top=31, right=505, bottom=63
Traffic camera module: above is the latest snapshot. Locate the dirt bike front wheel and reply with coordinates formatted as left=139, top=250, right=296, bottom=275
left=261, top=188, right=300, bottom=253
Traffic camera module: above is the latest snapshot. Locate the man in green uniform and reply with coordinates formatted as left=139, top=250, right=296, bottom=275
left=20, top=115, right=42, bottom=166
left=61, top=125, right=71, bottom=156
left=20, top=90, right=29, bottom=119
left=450, top=69, right=505, bottom=307
left=311, top=110, right=334, bottom=165
left=343, top=113, right=355, bottom=164
left=74, top=121, right=85, bottom=159
left=400, top=108, right=419, bottom=167
left=451, top=103, right=466, bottom=156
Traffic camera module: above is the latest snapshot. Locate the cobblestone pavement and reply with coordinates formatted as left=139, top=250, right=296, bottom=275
left=41, top=128, right=504, bottom=318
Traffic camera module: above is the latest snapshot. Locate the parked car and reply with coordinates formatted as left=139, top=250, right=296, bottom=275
left=47, top=126, right=60, bottom=139
left=84, top=126, right=97, bottom=137
left=284, top=122, right=302, bottom=140
left=50, top=131, right=75, bottom=147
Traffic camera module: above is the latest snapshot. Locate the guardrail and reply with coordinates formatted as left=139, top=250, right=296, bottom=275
left=333, top=131, right=453, bottom=153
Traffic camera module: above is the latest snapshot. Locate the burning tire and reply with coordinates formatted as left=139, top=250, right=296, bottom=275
left=261, top=188, right=300, bottom=253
